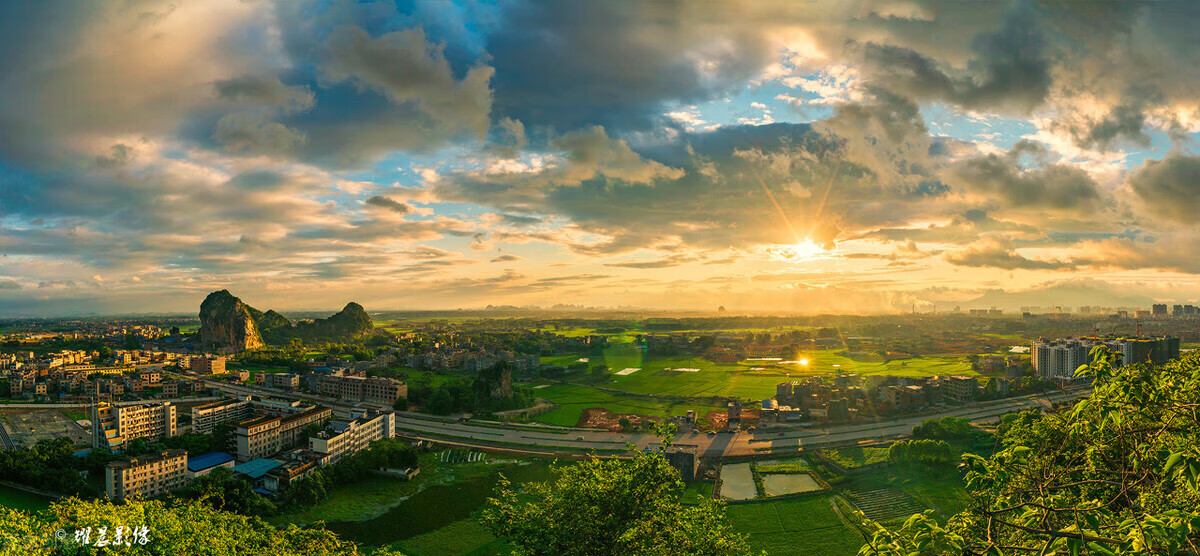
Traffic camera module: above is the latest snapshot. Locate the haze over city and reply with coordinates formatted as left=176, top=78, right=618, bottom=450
left=3, top=1, right=1200, bottom=316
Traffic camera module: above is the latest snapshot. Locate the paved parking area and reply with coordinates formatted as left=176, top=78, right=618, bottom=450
left=0, top=410, right=90, bottom=449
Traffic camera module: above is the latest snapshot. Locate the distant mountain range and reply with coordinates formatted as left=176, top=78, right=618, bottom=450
left=198, top=290, right=373, bottom=351
left=963, top=281, right=1158, bottom=312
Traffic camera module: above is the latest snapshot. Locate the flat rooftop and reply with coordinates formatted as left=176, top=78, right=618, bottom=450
left=187, top=451, right=235, bottom=472
left=232, top=458, right=283, bottom=479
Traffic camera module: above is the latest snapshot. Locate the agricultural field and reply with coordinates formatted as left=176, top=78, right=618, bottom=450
left=819, top=446, right=891, bottom=469
left=681, top=481, right=716, bottom=504
left=725, top=497, right=865, bottom=556
left=845, top=464, right=974, bottom=525
left=534, top=341, right=972, bottom=422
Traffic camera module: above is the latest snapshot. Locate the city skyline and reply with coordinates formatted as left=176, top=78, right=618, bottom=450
left=4, top=1, right=1200, bottom=316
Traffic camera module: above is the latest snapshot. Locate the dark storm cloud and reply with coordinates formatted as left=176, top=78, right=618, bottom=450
left=485, top=1, right=775, bottom=131
left=1127, top=155, right=1200, bottom=224
left=213, top=75, right=315, bottom=113
left=605, top=254, right=703, bottom=269
left=365, top=195, right=412, bottom=214
left=265, top=2, right=495, bottom=167
left=942, top=145, right=1102, bottom=212
left=496, top=214, right=541, bottom=226
left=854, top=1, right=1051, bottom=114
left=945, top=238, right=1074, bottom=270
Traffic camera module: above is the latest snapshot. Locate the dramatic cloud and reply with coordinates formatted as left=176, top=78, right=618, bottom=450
left=942, top=148, right=1103, bottom=212
left=365, top=196, right=413, bottom=214
left=4, top=0, right=1200, bottom=314
left=1127, top=154, right=1200, bottom=224
left=945, top=237, right=1074, bottom=270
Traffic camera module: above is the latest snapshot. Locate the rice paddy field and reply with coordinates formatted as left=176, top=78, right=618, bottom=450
left=726, top=497, right=865, bottom=556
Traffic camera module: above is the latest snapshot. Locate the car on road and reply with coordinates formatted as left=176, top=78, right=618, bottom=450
left=576, top=436, right=584, bottom=441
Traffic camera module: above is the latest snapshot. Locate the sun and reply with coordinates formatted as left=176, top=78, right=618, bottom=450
left=770, top=238, right=829, bottom=262
left=798, top=358, right=809, bottom=366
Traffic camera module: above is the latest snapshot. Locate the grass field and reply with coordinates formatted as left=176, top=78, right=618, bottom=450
left=540, top=338, right=969, bottom=405
left=534, top=341, right=972, bottom=422
left=388, top=518, right=511, bottom=556
left=0, top=484, right=54, bottom=512
left=531, top=383, right=727, bottom=426
left=819, top=446, right=891, bottom=469
left=726, top=497, right=864, bottom=556
left=60, top=410, right=87, bottom=421
left=266, top=452, right=490, bottom=526
left=269, top=475, right=425, bottom=526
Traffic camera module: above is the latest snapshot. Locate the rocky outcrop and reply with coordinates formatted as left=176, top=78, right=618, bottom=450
left=198, top=291, right=372, bottom=349
left=474, top=361, right=515, bottom=400
left=295, top=302, right=373, bottom=339
left=199, top=290, right=265, bottom=352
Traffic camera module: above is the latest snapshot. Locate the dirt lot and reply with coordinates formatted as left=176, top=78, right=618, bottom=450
left=577, top=408, right=660, bottom=431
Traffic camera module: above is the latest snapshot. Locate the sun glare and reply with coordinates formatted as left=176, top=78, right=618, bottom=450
left=799, top=358, right=809, bottom=366
left=771, top=239, right=829, bottom=262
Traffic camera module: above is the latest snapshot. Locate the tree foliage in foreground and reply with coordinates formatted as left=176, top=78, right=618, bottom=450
left=480, top=449, right=751, bottom=556
left=859, top=348, right=1200, bottom=555
left=0, top=497, right=403, bottom=556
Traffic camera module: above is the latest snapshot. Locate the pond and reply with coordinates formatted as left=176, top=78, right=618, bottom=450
left=762, top=473, right=823, bottom=497
left=719, top=463, right=757, bottom=500
left=322, top=460, right=557, bottom=546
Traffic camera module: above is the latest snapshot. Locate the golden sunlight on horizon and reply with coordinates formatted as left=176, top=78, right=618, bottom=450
left=769, top=238, right=831, bottom=262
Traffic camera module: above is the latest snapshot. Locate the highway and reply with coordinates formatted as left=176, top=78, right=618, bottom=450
left=171, top=370, right=1092, bottom=459
left=392, top=386, right=1092, bottom=458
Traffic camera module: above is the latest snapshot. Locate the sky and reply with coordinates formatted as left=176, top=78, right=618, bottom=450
left=3, top=1, right=1200, bottom=316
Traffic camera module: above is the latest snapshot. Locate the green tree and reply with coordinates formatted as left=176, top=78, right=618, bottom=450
left=480, top=450, right=751, bottom=556
left=177, top=467, right=277, bottom=516
left=425, top=388, right=454, bottom=415
left=0, top=496, right=403, bottom=555
left=860, top=347, right=1200, bottom=555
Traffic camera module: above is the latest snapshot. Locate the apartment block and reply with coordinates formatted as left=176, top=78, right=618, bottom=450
left=92, top=402, right=177, bottom=450
left=106, top=449, right=188, bottom=501
left=234, top=415, right=282, bottom=463
left=278, top=406, right=333, bottom=448
left=191, top=398, right=252, bottom=435
left=309, top=411, right=395, bottom=465
left=191, top=356, right=226, bottom=375
left=944, top=376, right=979, bottom=403
left=314, top=375, right=407, bottom=404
